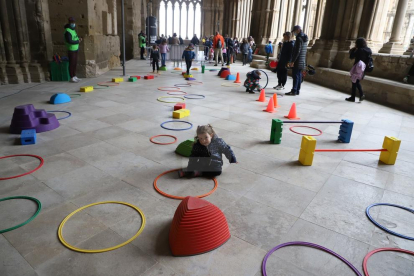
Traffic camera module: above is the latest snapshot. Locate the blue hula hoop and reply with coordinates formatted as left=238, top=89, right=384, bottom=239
left=160, top=120, right=193, bottom=131
left=366, top=203, right=414, bottom=240
left=47, top=111, right=72, bottom=120
left=184, top=94, right=205, bottom=99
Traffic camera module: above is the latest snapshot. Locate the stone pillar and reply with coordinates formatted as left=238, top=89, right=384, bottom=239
left=303, top=0, right=312, bottom=34
left=186, top=3, right=189, bottom=39
left=403, top=13, right=414, bottom=55
left=292, top=0, right=302, bottom=28
left=0, top=0, right=24, bottom=83
left=12, top=0, right=30, bottom=82
left=379, top=0, right=408, bottom=54
left=309, top=0, right=324, bottom=46
left=193, top=4, right=196, bottom=37
left=0, top=21, right=7, bottom=84
left=403, top=13, right=414, bottom=48
left=179, top=3, right=182, bottom=37
left=172, top=4, right=175, bottom=35
left=164, top=2, right=167, bottom=36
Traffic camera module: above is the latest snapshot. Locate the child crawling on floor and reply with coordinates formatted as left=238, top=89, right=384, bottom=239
left=178, top=124, right=237, bottom=178
left=244, top=70, right=262, bottom=93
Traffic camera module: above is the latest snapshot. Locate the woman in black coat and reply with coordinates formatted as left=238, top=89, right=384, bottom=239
left=273, top=32, right=294, bottom=90
left=346, top=37, right=372, bottom=102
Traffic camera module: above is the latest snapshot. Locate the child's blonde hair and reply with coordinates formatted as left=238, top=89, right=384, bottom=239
left=256, top=70, right=261, bottom=76
left=195, top=124, right=216, bottom=140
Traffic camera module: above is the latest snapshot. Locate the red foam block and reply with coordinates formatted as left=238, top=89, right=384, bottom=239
left=144, top=75, right=154, bottom=80
left=174, top=103, right=186, bottom=111
left=130, top=75, right=141, bottom=79
left=169, top=196, right=231, bottom=256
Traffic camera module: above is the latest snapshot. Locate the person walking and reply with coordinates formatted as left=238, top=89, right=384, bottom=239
left=64, top=17, right=82, bottom=83
left=182, top=43, right=196, bottom=75
left=286, top=25, right=308, bottom=96
left=274, top=32, right=294, bottom=90
left=346, top=37, right=372, bottom=102
left=241, top=38, right=250, bottom=66
left=213, top=32, right=225, bottom=66
left=139, top=33, right=146, bottom=60
left=225, top=34, right=234, bottom=65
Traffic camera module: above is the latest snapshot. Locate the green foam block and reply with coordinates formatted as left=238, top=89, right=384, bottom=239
left=175, top=138, right=194, bottom=157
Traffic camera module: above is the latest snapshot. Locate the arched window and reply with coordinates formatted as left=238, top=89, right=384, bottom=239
left=159, top=0, right=202, bottom=39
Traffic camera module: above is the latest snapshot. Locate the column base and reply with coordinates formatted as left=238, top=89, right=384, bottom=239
left=0, top=64, right=8, bottom=84
left=378, top=42, right=405, bottom=54
left=5, top=64, right=24, bottom=84
left=20, top=63, right=31, bottom=83
left=29, top=63, right=46, bottom=82
left=403, top=43, right=414, bottom=55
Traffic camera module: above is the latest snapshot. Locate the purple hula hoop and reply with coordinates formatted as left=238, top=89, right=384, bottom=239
left=262, top=242, right=362, bottom=276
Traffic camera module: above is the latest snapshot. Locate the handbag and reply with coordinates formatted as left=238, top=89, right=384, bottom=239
left=365, top=55, right=374, bottom=72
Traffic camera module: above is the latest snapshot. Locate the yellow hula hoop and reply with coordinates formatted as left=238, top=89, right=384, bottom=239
left=58, top=201, right=146, bottom=253
left=157, top=96, right=185, bottom=103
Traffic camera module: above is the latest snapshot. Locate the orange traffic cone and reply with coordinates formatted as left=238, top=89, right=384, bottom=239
left=284, top=103, right=300, bottom=119
left=256, top=89, right=266, bottom=102
left=234, top=72, right=241, bottom=83
left=273, top=94, right=280, bottom=108
left=263, top=97, right=276, bottom=113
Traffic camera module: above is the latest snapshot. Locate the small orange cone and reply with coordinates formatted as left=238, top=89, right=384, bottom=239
left=256, top=89, right=266, bottom=102
left=263, top=97, right=276, bottom=113
left=273, top=94, right=280, bottom=108
left=284, top=103, right=300, bottom=119
left=234, top=72, right=241, bottom=83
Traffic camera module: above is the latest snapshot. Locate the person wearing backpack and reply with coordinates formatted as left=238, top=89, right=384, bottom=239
left=225, top=34, right=234, bottom=65
left=346, top=37, right=372, bottom=102
left=213, top=32, right=225, bottom=66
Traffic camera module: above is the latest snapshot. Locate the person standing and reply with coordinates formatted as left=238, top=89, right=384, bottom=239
left=171, top=33, right=180, bottom=45
left=191, top=34, right=200, bottom=45
left=286, top=25, right=308, bottom=96
left=139, top=34, right=146, bottom=60
left=213, top=32, right=225, bottom=66
left=273, top=32, right=294, bottom=90
left=346, top=37, right=372, bottom=102
left=233, top=37, right=239, bottom=63
left=151, top=45, right=161, bottom=73
left=159, top=39, right=169, bottom=67
left=264, top=41, right=273, bottom=65
left=64, top=17, right=82, bottom=83
left=241, top=38, right=250, bottom=66
left=225, top=34, right=234, bottom=65
left=179, top=35, right=184, bottom=45
left=204, top=38, right=212, bottom=60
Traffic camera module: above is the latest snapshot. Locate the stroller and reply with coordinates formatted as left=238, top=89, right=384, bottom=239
left=301, top=64, right=316, bottom=83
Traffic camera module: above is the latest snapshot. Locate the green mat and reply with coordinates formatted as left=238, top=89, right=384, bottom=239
left=175, top=138, right=194, bottom=157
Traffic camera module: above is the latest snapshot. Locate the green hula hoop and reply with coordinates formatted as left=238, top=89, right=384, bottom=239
left=93, top=86, right=110, bottom=90
left=69, top=94, right=82, bottom=98
left=157, top=96, right=185, bottom=103
left=0, top=196, right=42, bottom=233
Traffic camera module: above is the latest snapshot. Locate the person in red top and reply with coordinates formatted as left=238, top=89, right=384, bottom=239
left=213, top=32, right=225, bottom=66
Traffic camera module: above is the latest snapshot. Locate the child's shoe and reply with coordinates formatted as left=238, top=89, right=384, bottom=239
left=177, top=169, right=185, bottom=178
left=345, top=97, right=355, bottom=102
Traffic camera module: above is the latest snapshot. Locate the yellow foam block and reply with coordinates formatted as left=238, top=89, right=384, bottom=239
left=379, top=136, right=401, bottom=165
left=173, top=109, right=190, bottom=119
left=80, top=86, right=94, bottom=92
left=298, top=136, right=316, bottom=166
left=112, top=77, right=124, bottom=82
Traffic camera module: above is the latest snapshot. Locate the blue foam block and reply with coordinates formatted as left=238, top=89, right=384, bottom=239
left=226, top=75, right=236, bottom=80
left=338, top=119, right=354, bottom=143
left=50, top=93, right=71, bottom=104
left=21, top=129, right=36, bottom=145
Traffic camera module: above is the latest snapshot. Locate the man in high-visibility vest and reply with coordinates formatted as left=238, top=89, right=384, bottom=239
left=64, top=17, right=82, bottom=83
left=139, top=33, right=146, bottom=60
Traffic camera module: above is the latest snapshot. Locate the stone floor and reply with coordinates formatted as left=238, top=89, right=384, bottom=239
left=0, top=59, right=414, bottom=276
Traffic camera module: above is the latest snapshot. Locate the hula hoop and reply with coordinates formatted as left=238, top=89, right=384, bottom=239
left=366, top=203, right=414, bottom=240
left=262, top=242, right=362, bottom=276
left=69, top=93, right=82, bottom=98
left=157, top=96, right=185, bottom=103
left=160, top=120, right=193, bottom=131
left=289, top=126, right=323, bottom=136
left=187, top=81, right=203, bottom=85
left=0, top=196, right=42, bottom=233
left=0, top=154, right=44, bottom=181
left=158, top=87, right=181, bottom=91
left=167, top=91, right=187, bottom=96
left=47, top=111, right=72, bottom=120
left=174, top=84, right=192, bottom=88
left=93, top=86, right=110, bottom=90
left=153, top=169, right=218, bottom=200
left=97, top=82, right=119, bottom=87
left=184, top=94, right=205, bottom=99
left=58, top=201, right=146, bottom=253
left=258, top=70, right=269, bottom=89
left=150, top=134, right=178, bottom=145
left=363, top=248, right=414, bottom=276
left=221, top=83, right=242, bottom=87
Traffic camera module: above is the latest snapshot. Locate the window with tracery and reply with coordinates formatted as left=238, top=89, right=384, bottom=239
left=159, top=0, right=202, bottom=39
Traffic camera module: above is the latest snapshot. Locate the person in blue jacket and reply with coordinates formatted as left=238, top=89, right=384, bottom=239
left=182, top=43, right=196, bottom=75
left=265, top=41, right=273, bottom=65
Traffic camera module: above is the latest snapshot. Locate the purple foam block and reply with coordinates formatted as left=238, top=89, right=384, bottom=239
left=10, top=104, right=60, bottom=134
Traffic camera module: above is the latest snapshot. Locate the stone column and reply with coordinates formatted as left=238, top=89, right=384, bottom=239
left=193, top=4, right=196, bottom=37
left=186, top=3, right=189, bottom=39
left=403, top=13, right=414, bottom=48
left=0, top=0, right=24, bottom=83
left=309, top=0, right=324, bottom=46
left=303, top=0, right=312, bottom=34
left=172, top=4, right=175, bottom=35
left=0, top=21, right=7, bottom=84
left=12, top=0, right=30, bottom=82
left=379, top=0, right=409, bottom=54
left=165, top=2, right=167, bottom=36
left=179, top=3, right=182, bottom=37
left=403, top=13, right=414, bottom=55
left=292, top=0, right=302, bottom=28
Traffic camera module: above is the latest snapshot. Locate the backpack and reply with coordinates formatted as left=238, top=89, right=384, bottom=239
left=365, top=55, right=374, bottom=72
left=217, top=39, right=222, bottom=49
